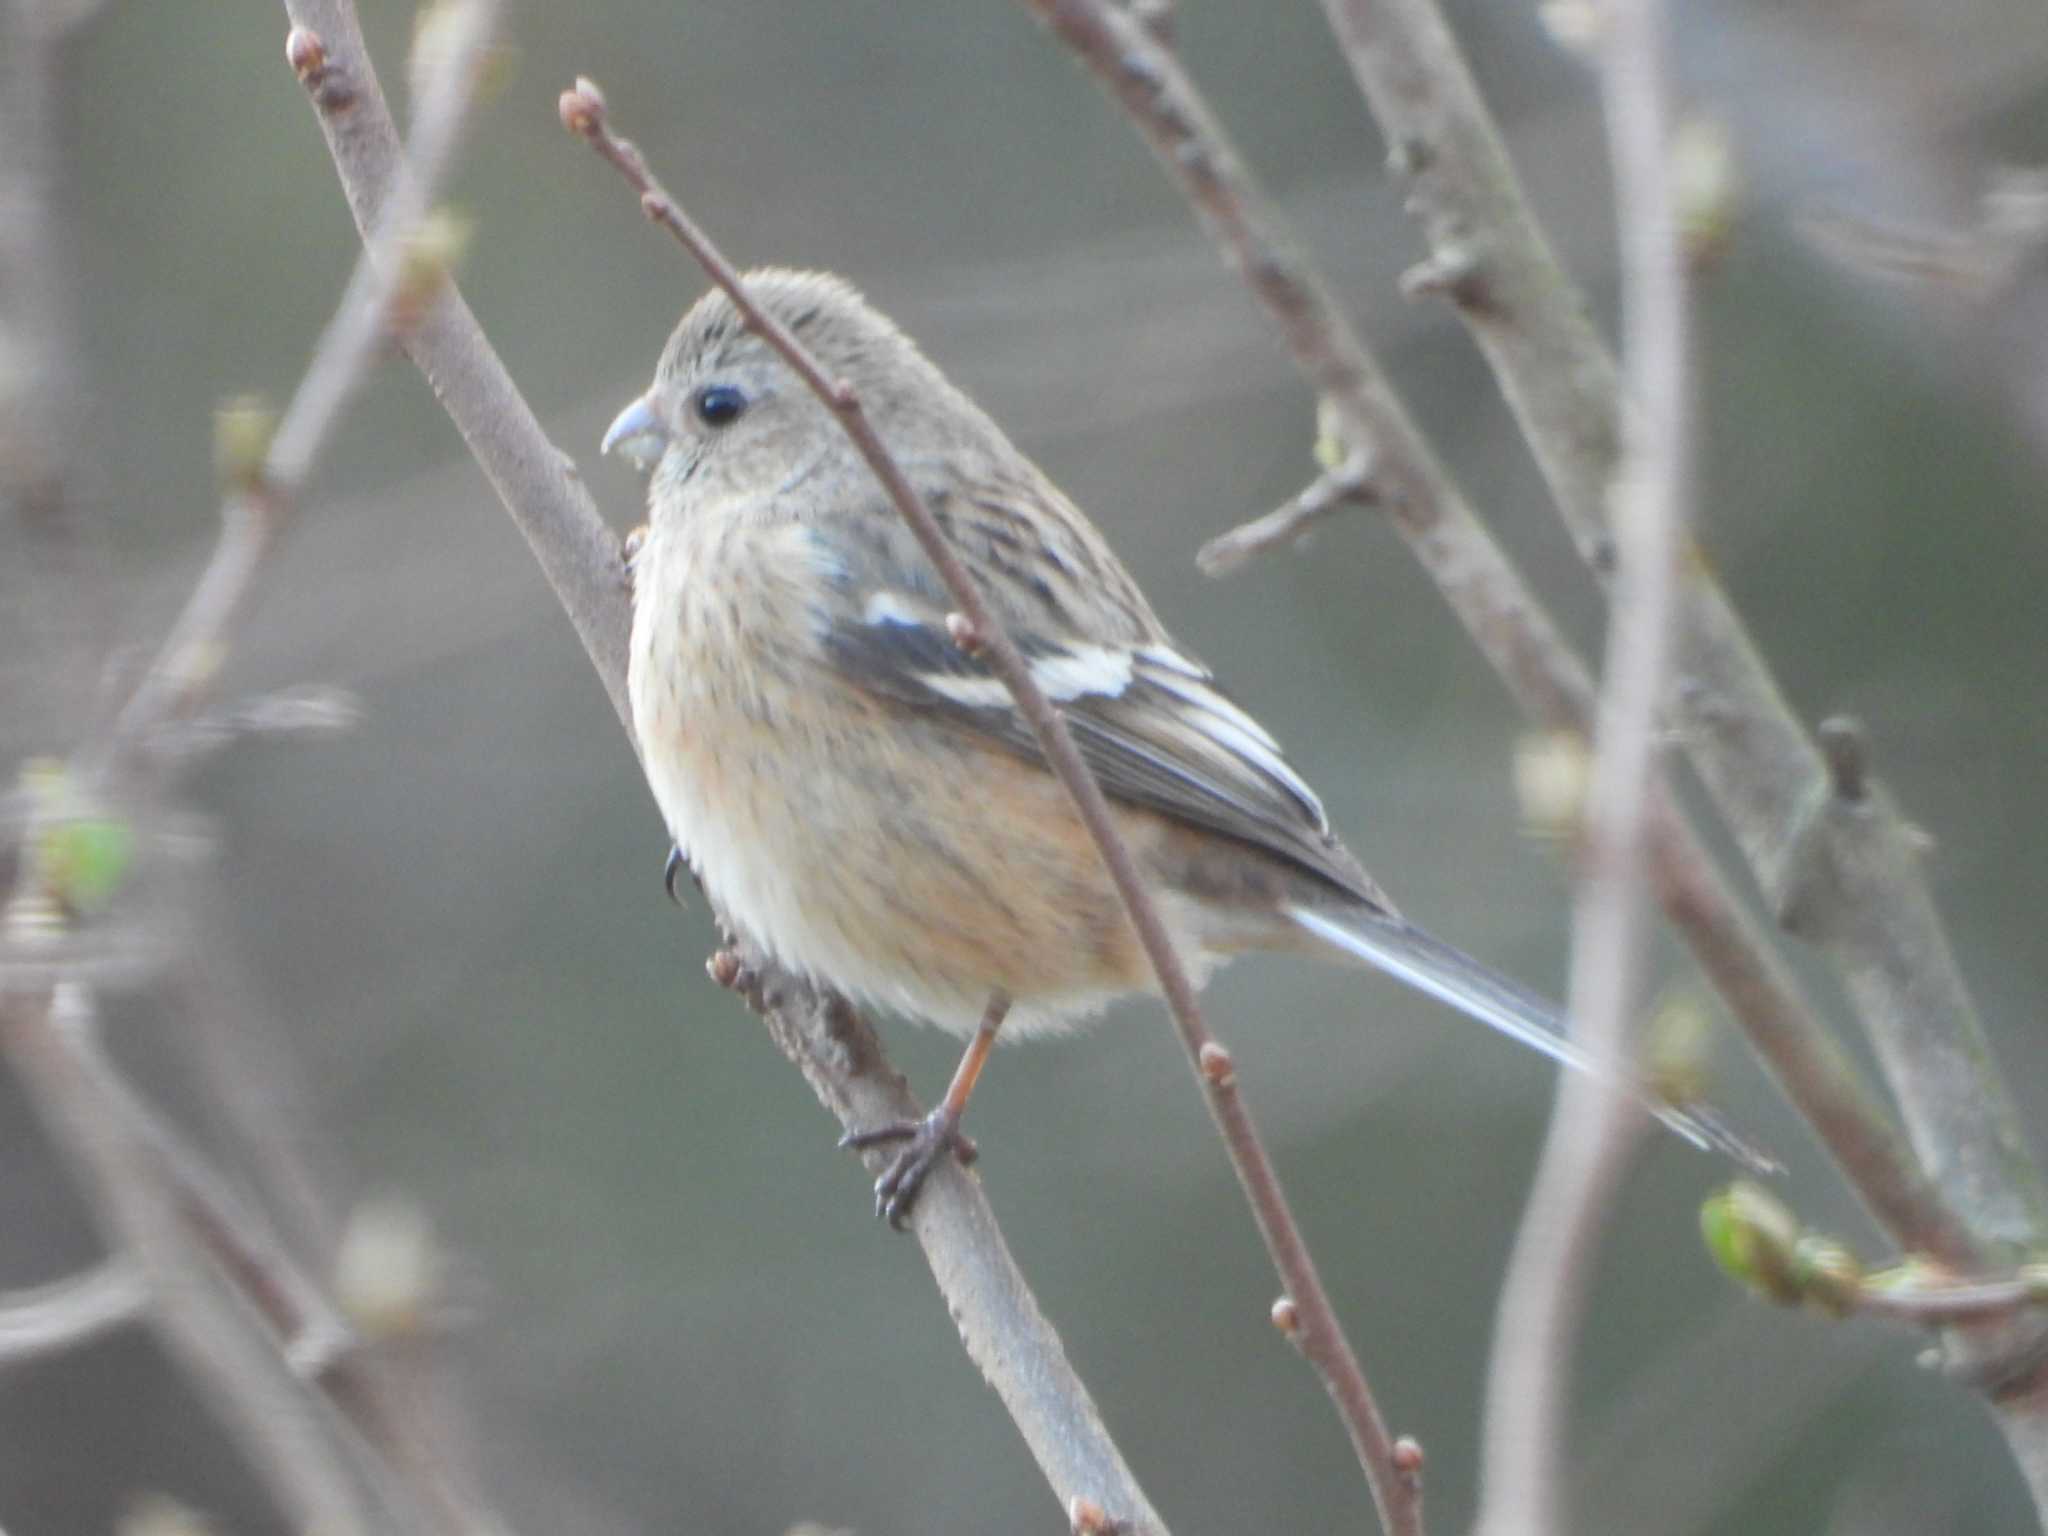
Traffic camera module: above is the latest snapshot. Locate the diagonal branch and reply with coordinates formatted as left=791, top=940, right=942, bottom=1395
left=3, top=7, right=512, bottom=1532
left=90, top=0, right=495, bottom=785
left=568, top=82, right=1418, bottom=1536
left=1, top=985, right=376, bottom=1536
left=1014, top=0, right=1980, bottom=1271
left=1311, top=0, right=2044, bottom=1254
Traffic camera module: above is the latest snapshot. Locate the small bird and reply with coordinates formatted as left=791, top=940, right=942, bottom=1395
left=605, top=268, right=1743, bottom=1225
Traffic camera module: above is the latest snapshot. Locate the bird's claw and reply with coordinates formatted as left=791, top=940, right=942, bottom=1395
left=663, top=845, right=686, bottom=906
left=840, top=1109, right=978, bottom=1228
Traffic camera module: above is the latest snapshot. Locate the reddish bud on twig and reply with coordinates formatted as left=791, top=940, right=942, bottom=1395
left=285, top=24, right=354, bottom=112
left=1270, top=1295, right=1301, bottom=1336
left=1392, top=1435, right=1425, bottom=1480
left=1197, top=1040, right=1234, bottom=1087
left=707, top=950, right=743, bottom=990
left=285, top=26, right=327, bottom=83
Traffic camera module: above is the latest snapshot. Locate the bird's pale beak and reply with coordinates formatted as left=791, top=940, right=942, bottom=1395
left=601, top=394, right=668, bottom=470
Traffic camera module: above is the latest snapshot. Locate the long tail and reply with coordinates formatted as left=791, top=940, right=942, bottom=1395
left=1286, top=904, right=1776, bottom=1173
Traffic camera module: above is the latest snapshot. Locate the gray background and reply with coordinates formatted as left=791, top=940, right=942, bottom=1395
left=4, top=0, right=2047, bottom=1532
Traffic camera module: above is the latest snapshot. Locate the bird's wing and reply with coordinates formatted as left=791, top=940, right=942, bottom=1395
left=816, top=568, right=1378, bottom=906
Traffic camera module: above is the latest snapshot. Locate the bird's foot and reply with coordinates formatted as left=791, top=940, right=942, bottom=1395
left=840, top=1107, right=979, bottom=1228
left=663, top=845, right=687, bottom=905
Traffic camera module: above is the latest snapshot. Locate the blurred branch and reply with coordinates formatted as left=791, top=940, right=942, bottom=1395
left=0, top=1258, right=145, bottom=1366
left=1707, top=1179, right=2048, bottom=1330
left=1012, top=0, right=1973, bottom=1264
left=0, top=0, right=111, bottom=748
left=280, top=0, right=631, bottom=731
left=1312, top=0, right=2046, bottom=1255
left=1, top=985, right=376, bottom=1536
left=1196, top=446, right=1375, bottom=576
left=18, top=923, right=508, bottom=1533
left=1, top=5, right=517, bottom=1532
left=1797, top=169, right=2048, bottom=300
left=280, top=5, right=1170, bottom=1530
left=1477, top=0, right=1693, bottom=1529
left=91, top=3, right=492, bottom=785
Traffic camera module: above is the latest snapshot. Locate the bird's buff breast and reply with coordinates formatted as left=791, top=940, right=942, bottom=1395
left=627, top=519, right=1156, bottom=1038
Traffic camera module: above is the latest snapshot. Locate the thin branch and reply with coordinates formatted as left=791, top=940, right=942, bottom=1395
left=9, top=921, right=510, bottom=1531
left=1861, top=1279, right=2048, bottom=1327
left=90, top=1, right=495, bottom=783
left=565, top=83, right=1419, bottom=1536
left=1, top=985, right=376, bottom=1536
left=1, top=8, right=508, bottom=1533
left=281, top=0, right=632, bottom=733
left=1476, top=2, right=1693, bottom=1530
left=1196, top=449, right=1375, bottom=576
left=1312, top=0, right=2045, bottom=1253
left=89, top=1052, right=358, bottom=1374
left=280, top=5, right=1166, bottom=1529
left=0, top=1258, right=146, bottom=1366
left=715, top=952, right=1169, bottom=1534
left=1014, top=0, right=1980, bottom=1269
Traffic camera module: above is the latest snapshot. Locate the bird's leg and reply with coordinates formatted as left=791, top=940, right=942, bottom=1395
left=842, top=990, right=1009, bottom=1228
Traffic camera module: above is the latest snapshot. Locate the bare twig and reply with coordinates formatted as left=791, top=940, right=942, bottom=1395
left=717, top=953, right=1167, bottom=1534
left=1861, top=1279, right=2048, bottom=1327
left=281, top=5, right=1167, bottom=1529
left=92, top=1056, right=358, bottom=1374
left=0, top=1258, right=146, bottom=1366
left=1197, top=448, right=1375, bottom=576
left=566, top=83, right=1419, bottom=1536
left=281, top=0, right=632, bottom=731
left=91, top=1, right=494, bottom=783
left=1014, top=0, right=1979, bottom=1269
left=1, top=985, right=376, bottom=1536
left=1317, top=0, right=2048, bottom=1504
left=1024, top=0, right=1982, bottom=1277
left=1, top=8, right=508, bottom=1533
left=47, top=957, right=502, bottom=1533
left=1476, top=3, right=1694, bottom=1530
left=1312, top=0, right=2044, bottom=1255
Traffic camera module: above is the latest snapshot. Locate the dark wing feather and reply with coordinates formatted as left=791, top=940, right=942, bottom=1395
left=820, top=605, right=1377, bottom=904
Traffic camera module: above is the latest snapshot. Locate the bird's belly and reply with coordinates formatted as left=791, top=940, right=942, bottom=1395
left=631, top=619, right=1169, bottom=1038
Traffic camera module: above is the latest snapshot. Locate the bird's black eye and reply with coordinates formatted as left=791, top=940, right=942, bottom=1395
left=694, top=384, right=747, bottom=428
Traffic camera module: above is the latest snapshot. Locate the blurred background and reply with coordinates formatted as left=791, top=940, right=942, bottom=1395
left=4, top=0, right=2048, bottom=1531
